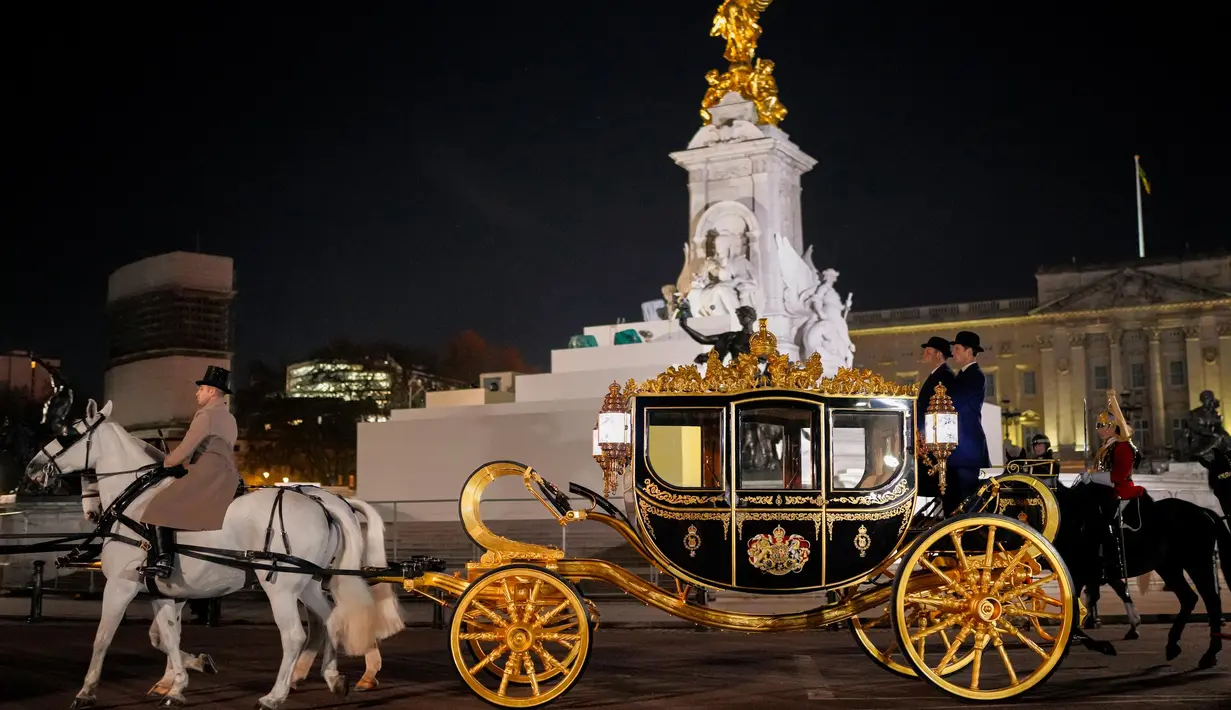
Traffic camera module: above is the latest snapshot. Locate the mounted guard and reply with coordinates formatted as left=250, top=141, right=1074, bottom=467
left=1074, top=390, right=1145, bottom=583
left=136, top=365, right=241, bottom=579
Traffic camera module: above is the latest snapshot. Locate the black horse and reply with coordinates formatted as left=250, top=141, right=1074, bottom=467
left=1052, top=480, right=1231, bottom=669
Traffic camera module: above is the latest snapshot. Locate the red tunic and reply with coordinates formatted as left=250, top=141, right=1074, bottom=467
left=1108, top=441, right=1145, bottom=499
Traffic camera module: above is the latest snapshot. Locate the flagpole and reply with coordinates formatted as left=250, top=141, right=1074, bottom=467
left=1134, top=154, right=1145, bottom=258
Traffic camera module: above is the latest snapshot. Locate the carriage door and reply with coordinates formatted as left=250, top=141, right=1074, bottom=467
left=732, top=397, right=825, bottom=591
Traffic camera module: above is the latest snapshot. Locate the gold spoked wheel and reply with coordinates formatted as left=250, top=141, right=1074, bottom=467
left=849, top=563, right=976, bottom=678
left=450, top=565, right=593, bottom=708
left=891, top=513, right=1075, bottom=701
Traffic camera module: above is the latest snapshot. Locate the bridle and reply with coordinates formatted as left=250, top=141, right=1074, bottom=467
left=36, top=414, right=107, bottom=487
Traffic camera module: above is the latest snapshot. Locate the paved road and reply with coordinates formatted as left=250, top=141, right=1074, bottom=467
left=1, top=621, right=1227, bottom=709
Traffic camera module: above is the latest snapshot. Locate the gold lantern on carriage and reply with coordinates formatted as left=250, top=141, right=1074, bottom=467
left=593, top=381, right=634, bottom=496
left=921, top=382, right=959, bottom=494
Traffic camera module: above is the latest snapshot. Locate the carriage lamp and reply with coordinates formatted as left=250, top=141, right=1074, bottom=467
left=594, top=382, right=632, bottom=496
left=922, top=383, right=959, bottom=494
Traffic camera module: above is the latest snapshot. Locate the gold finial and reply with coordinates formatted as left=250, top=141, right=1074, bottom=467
left=701, top=1, right=787, bottom=126
left=749, top=318, right=778, bottom=358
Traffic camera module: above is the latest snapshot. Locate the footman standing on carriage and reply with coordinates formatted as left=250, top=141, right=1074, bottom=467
left=137, top=366, right=240, bottom=579
left=944, top=331, right=991, bottom=514
left=916, top=336, right=955, bottom=498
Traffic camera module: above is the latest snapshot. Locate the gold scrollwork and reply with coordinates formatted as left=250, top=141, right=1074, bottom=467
left=638, top=499, right=731, bottom=540
left=997, top=496, right=1044, bottom=516
left=684, top=525, right=702, bottom=557
left=642, top=479, right=726, bottom=506
left=827, top=479, right=910, bottom=507
left=741, top=494, right=777, bottom=505
left=853, top=525, right=871, bottom=558
left=735, top=511, right=824, bottom=540
left=635, top=320, right=917, bottom=398
left=825, top=499, right=914, bottom=541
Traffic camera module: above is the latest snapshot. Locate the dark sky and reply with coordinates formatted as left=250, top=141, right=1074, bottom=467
left=9, top=1, right=1227, bottom=395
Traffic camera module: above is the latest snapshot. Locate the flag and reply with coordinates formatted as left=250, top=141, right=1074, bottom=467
left=1136, top=157, right=1151, bottom=195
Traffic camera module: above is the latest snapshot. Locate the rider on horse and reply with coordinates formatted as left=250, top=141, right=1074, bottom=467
left=1073, top=390, right=1145, bottom=581
left=136, top=366, right=241, bottom=579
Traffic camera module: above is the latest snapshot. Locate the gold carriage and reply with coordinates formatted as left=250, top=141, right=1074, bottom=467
left=398, top=321, right=1075, bottom=707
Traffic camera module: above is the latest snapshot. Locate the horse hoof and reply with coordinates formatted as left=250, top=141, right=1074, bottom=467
left=147, top=685, right=169, bottom=697
left=354, top=678, right=379, bottom=692
left=1166, top=643, right=1182, bottom=661
left=70, top=697, right=96, bottom=709
left=1198, top=653, right=1218, bottom=670
left=158, top=696, right=186, bottom=708
left=330, top=674, right=350, bottom=698
left=1125, top=629, right=1139, bottom=641
left=200, top=654, right=217, bottom=674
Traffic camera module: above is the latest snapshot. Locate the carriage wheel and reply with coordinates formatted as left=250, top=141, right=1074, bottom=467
left=891, top=513, right=1075, bottom=700
left=450, top=565, right=593, bottom=708
left=848, top=563, right=976, bottom=678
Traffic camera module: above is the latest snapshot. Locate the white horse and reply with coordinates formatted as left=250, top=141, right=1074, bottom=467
left=25, top=400, right=400, bottom=709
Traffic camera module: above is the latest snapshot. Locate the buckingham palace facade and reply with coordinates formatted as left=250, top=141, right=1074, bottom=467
left=848, top=255, right=1231, bottom=458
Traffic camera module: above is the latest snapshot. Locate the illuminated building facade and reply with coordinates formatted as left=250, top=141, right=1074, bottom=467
left=848, top=255, right=1231, bottom=458
left=285, top=359, right=400, bottom=414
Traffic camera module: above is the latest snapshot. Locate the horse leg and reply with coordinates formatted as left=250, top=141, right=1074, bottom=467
left=355, top=646, right=382, bottom=692
left=295, top=584, right=348, bottom=697
left=1185, top=560, right=1224, bottom=669
left=256, top=586, right=310, bottom=709
left=72, top=578, right=140, bottom=708
left=147, top=609, right=217, bottom=697
left=1106, top=577, right=1142, bottom=640
left=149, top=598, right=190, bottom=706
left=1156, top=564, right=1199, bottom=662
left=288, top=609, right=321, bottom=691
left=1084, top=582, right=1103, bottom=629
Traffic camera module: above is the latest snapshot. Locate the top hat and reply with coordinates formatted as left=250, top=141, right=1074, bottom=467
left=951, top=331, right=984, bottom=354
left=920, top=336, right=952, bottom=359
left=195, top=366, right=233, bottom=395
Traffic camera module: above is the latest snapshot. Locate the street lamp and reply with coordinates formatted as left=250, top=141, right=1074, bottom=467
left=1000, top=398, right=1023, bottom=447
left=921, top=383, right=959, bottom=494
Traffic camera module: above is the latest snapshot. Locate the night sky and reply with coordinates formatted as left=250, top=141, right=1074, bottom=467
left=9, top=2, right=1227, bottom=395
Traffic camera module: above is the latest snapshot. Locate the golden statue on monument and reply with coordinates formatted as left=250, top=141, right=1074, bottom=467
left=701, top=0, right=787, bottom=127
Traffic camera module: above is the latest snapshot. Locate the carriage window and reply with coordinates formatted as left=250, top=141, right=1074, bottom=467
left=737, top=405, right=817, bottom=490
left=645, top=409, right=725, bottom=488
left=831, top=409, right=905, bottom=490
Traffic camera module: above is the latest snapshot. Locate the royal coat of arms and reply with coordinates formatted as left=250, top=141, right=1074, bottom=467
left=747, top=524, right=811, bottom=575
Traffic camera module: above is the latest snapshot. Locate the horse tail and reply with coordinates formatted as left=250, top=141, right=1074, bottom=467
left=325, top=503, right=379, bottom=657
left=346, top=498, right=405, bottom=641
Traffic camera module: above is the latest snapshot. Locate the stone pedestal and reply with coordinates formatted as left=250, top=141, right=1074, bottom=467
left=669, top=93, right=818, bottom=343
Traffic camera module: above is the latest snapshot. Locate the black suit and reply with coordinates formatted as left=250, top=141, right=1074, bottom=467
left=916, top=364, right=955, bottom=498
left=945, top=362, right=992, bottom=514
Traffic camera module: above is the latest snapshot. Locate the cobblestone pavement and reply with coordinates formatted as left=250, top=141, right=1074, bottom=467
left=1, top=621, right=1228, bottom=709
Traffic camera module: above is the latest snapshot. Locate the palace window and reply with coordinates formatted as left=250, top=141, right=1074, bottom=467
left=1021, top=371, right=1036, bottom=396
left=1129, top=363, right=1147, bottom=389
left=1093, top=365, right=1109, bottom=391
left=1169, top=360, right=1186, bottom=387
left=984, top=373, right=997, bottom=402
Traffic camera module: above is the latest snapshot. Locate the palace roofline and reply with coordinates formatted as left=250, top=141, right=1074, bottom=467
left=1035, top=250, right=1230, bottom=275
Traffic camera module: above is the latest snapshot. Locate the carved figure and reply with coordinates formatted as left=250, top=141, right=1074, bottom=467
left=711, top=0, right=775, bottom=64
left=795, top=269, right=855, bottom=371
left=1179, top=390, right=1231, bottom=463
left=678, top=304, right=757, bottom=364
left=701, top=1, right=787, bottom=126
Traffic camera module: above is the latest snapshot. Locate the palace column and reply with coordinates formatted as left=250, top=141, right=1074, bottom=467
left=1069, top=333, right=1089, bottom=452
left=1039, top=335, right=1059, bottom=447
left=1185, top=325, right=1204, bottom=408
left=1147, top=327, right=1167, bottom=448
left=1220, top=324, right=1231, bottom=418
left=1108, top=327, right=1125, bottom=393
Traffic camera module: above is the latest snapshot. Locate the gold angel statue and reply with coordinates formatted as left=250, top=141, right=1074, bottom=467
left=711, top=0, right=775, bottom=64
